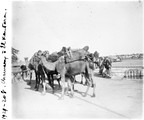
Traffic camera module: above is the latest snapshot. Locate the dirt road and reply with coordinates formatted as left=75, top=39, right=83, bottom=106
left=12, top=73, right=143, bottom=119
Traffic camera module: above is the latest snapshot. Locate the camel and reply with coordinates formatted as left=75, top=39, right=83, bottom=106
left=40, top=46, right=96, bottom=99
left=27, top=50, right=45, bottom=91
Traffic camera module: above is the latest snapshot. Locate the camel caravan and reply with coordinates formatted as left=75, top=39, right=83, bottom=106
left=19, top=46, right=112, bottom=99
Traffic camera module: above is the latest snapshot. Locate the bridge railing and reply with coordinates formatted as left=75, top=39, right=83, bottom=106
left=111, top=66, right=143, bottom=79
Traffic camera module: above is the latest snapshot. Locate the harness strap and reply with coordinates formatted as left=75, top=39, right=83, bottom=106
left=64, top=57, right=87, bottom=64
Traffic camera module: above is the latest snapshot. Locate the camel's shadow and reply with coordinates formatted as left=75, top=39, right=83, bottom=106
left=24, top=79, right=92, bottom=98
left=24, top=79, right=62, bottom=97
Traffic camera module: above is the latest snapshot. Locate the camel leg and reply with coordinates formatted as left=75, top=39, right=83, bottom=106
left=42, top=81, right=46, bottom=95
left=47, top=74, right=54, bottom=92
left=21, top=72, right=24, bottom=80
left=36, top=74, right=41, bottom=91
left=80, top=74, right=83, bottom=84
left=51, top=74, right=55, bottom=94
left=35, top=72, right=41, bottom=91
left=65, top=82, right=69, bottom=95
left=68, top=78, right=74, bottom=97
left=83, top=76, right=92, bottom=97
left=72, top=83, right=74, bottom=91
left=83, top=83, right=90, bottom=97
left=25, top=71, right=28, bottom=78
left=70, top=76, right=75, bottom=91
left=59, top=75, right=65, bottom=100
left=59, top=83, right=65, bottom=99
left=90, top=72, right=96, bottom=97
left=34, top=72, right=38, bottom=90
left=90, top=78, right=96, bottom=97
left=82, top=74, right=87, bottom=86
left=57, top=78, right=61, bottom=89
left=28, top=71, right=32, bottom=85
left=92, top=83, right=96, bottom=97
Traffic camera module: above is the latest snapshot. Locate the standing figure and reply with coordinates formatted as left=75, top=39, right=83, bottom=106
left=98, top=57, right=105, bottom=75
left=102, top=57, right=112, bottom=78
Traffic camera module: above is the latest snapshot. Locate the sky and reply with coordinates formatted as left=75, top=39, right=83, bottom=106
left=12, top=1, right=143, bottom=61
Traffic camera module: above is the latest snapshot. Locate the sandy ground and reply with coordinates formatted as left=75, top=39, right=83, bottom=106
left=12, top=71, right=143, bottom=119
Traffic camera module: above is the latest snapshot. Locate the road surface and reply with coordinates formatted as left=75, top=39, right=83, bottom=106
left=12, top=74, right=143, bottom=119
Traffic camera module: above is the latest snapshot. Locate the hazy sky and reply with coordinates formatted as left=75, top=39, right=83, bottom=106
left=12, top=1, right=143, bottom=61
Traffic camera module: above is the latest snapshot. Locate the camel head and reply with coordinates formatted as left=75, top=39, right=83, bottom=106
left=37, top=50, right=43, bottom=56
left=42, top=50, right=49, bottom=59
left=66, top=47, right=73, bottom=59
left=38, top=51, right=48, bottom=65
left=59, top=46, right=73, bottom=59
left=32, top=50, right=42, bottom=59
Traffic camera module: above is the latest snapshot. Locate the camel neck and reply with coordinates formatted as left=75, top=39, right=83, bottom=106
left=41, top=56, right=47, bottom=64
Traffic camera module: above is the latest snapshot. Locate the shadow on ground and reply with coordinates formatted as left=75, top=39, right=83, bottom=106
left=24, top=79, right=61, bottom=97
left=23, top=79, right=93, bottom=98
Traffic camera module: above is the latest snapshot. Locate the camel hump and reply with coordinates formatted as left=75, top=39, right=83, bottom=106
left=48, top=52, right=59, bottom=62
left=93, top=51, right=99, bottom=58
left=51, top=52, right=58, bottom=56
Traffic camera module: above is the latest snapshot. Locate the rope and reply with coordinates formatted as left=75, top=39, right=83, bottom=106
left=65, top=58, right=86, bottom=64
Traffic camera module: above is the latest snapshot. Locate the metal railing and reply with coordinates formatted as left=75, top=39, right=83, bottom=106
left=111, top=66, right=143, bottom=79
